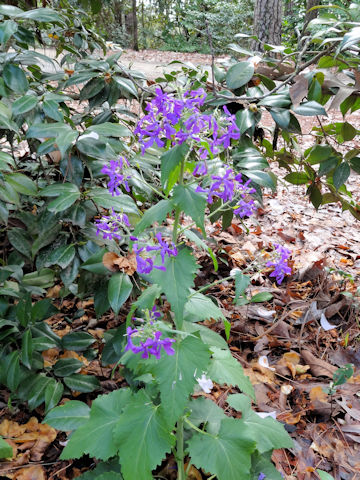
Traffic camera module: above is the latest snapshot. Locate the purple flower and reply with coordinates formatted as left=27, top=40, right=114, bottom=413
left=234, top=198, right=257, bottom=218
left=125, top=325, right=175, bottom=359
left=258, top=474, right=266, bottom=480
left=266, top=244, right=292, bottom=284
left=132, top=233, right=177, bottom=274
left=95, top=209, right=130, bottom=241
left=193, top=162, right=208, bottom=176
left=197, top=168, right=238, bottom=204
left=149, top=305, right=161, bottom=321
left=184, top=88, right=206, bottom=109
left=101, top=157, right=131, bottom=196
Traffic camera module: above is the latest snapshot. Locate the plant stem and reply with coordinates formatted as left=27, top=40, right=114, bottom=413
left=172, top=157, right=185, bottom=243
left=176, top=418, right=185, bottom=480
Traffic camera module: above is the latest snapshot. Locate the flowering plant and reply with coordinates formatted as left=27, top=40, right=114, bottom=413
left=45, top=86, right=292, bottom=480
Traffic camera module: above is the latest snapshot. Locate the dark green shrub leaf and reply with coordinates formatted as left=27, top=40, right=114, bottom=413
left=333, top=162, right=351, bottom=190
left=4, top=173, right=37, bottom=196
left=21, top=329, right=33, bottom=369
left=54, top=358, right=83, bottom=377
left=108, top=273, right=132, bottom=315
left=3, top=64, right=28, bottom=93
left=284, top=172, right=310, bottom=185
left=293, top=101, right=326, bottom=116
left=0, top=436, right=13, bottom=459
left=226, top=62, right=254, bottom=89
left=45, top=380, right=64, bottom=413
left=64, top=374, right=100, bottom=393
left=87, top=122, right=132, bottom=137
left=62, top=332, right=95, bottom=351
left=7, top=228, right=32, bottom=258
left=12, top=95, right=37, bottom=116
left=45, top=244, right=76, bottom=269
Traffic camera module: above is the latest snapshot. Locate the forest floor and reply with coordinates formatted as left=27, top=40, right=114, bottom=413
left=1, top=49, right=360, bottom=480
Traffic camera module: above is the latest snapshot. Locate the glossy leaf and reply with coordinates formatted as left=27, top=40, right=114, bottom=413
left=226, top=62, right=254, bottom=89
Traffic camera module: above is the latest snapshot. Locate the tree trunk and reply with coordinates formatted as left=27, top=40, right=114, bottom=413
left=132, top=0, right=139, bottom=51
left=252, top=0, right=282, bottom=52
left=302, top=0, right=321, bottom=33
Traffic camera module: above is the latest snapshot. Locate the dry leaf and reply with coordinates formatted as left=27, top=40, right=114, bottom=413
left=301, top=350, right=337, bottom=378
left=11, top=465, right=46, bottom=480
left=309, top=386, right=328, bottom=403
left=42, top=348, right=60, bottom=367
left=103, top=251, right=137, bottom=275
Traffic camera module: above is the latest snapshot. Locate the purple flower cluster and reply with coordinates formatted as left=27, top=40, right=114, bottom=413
left=196, top=167, right=257, bottom=218
left=266, top=244, right=292, bottom=284
left=134, top=87, right=240, bottom=159
left=258, top=474, right=266, bottom=480
left=95, top=208, right=130, bottom=241
left=125, top=325, right=175, bottom=359
left=101, top=156, right=131, bottom=196
left=132, top=232, right=178, bottom=274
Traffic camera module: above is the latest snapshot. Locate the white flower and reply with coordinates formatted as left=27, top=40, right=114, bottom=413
left=196, top=374, right=213, bottom=393
left=258, top=355, right=275, bottom=371
left=320, top=313, right=337, bottom=331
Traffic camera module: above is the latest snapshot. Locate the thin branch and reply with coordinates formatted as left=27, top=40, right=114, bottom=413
left=204, top=17, right=216, bottom=95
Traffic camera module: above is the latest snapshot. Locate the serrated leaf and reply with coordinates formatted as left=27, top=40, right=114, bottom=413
left=44, top=400, right=90, bottom=431
left=61, top=389, right=132, bottom=460
left=173, top=184, right=206, bottom=235
left=113, top=390, right=175, bottom=479
left=146, top=247, right=198, bottom=328
left=187, top=417, right=256, bottom=480
left=184, top=292, right=225, bottom=322
left=134, top=199, right=173, bottom=235
left=189, top=397, right=227, bottom=435
left=151, top=336, right=210, bottom=425
left=227, top=394, right=293, bottom=452
left=208, top=347, right=254, bottom=399
left=108, top=273, right=132, bottom=315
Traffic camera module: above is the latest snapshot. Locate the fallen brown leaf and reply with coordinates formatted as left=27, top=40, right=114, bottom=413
left=103, top=251, right=137, bottom=275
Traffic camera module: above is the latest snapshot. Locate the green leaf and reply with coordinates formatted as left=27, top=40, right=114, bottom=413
left=63, top=374, right=100, bottom=393
left=4, top=173, right=37, bottom=195
left=48, top=192, right=80, bottom=212
left=333, top=162, right=350, bottom=190
left=44, top=400, right=90, bottom=431
left=43, top=100, right=64, bottom=121
left=226, top=62, right=254, bottom=89
left=44, top=380, right=64, bottom=413
left=88, top=189, right=140, bottom=216
left=293, top=100, right=326, bottom=116
left=307, top=145, right=333, bottom=165
left=317, top=470, right=335, bottom=480
left=0, top=5, right=23, bottom=15
left=250, top=291, right=273, bottom=303
left=27, top=122, right=72, bottom=140
left=108, top=273, right=132, bottom=315
left=62, top=332, right=95, bottom=351
left=3, top=64, right=28, bottom=93
left=133, top=200, right=173, bottom=235
left=0, top=437, right=13, bottom=459
left=21, top=329, right=33, bottom=369
left=81, top=248, right=108, bottom=275
left=151, top=336, right=210, bottom=425
left=234, top=271, right=250, bottom=304
left=80, top=78, right=106, bottom=101
left=187, top=417, right=256, bottom=480
left=28, top=375, right=54, bottom=410
left=94, top=282, right=110, bottom=318
left=113, top=390, right=175, bottom=479
left=341, top=122, right=357, bottom=141
left=188, top=397, right=227, bottom=434
left=182, top=322, right=228, bottom=350
left=31, top=322, right=61, bottom=348
left=45, top=244, right=76, bottom=269
left=7, top=351, right=20, bottom=391
left=41, top=182, right=79, bottom=197
left=227, top=394, right=293, bottom=452
left=22, top=268, right=55, bottom=288
left=173, top=184, right=206, bottom=235
left=258, top=94, right=291, bottom=108
left=183, top=230, right=218, bottom=271
left=54, top=358, right=83, bottom=377
left=88, top=122, right=132, bottom=137
left=113, top=76, right=138, bottom=97
left=350, top=157, right=360, bottom=174
left=76, top=460, right=123, bottom=480
left=15, top=7, right=63, bottom=23
left=251, top=451, right=283, bottom=480
left=236, top=109, right=255, bottom=133
left=244, top=170, right=276, bottom=190
left=61, top=389, right=132, bottom=460
left=284, top=172, right=310, bottom=185
left=161, top=143, right=189, bottom=194
left=0, top=181, right=19, bottom=205
left=146, top=247, right=198, bottom=328
left=7, top=228, right=31, bottom=258
left=184, top=292, right=225, bottom=322
left=0, top=19, right=18, bottom=44
left=12, top=95, right=37, bottom=116
left=208, top=347, right=254, bottom=399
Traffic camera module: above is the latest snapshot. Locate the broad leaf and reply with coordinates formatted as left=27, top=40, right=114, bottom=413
left=113, top=390, right=175, bottom=480
left=134, top=199, right=173, bottom=235
left=226, top=62, right=254, bottom=90
left=44, top=400, right=90, bottom=431
left=227, top=394, right=293, bottom=452
left=184, top=292, right=225, bottom=322
left=188, top=397, right=227, bottom=434
left=208, top=347, right=254, bottom=399
left=61, top=389, right=131, bottom=460
left=146, top=247, right=198, bottom=327
left=187, top=417, right=256, bottom=480
left=0, top=437, right=13, bottom=459
left=161, top=143, right=189, bottom=194
left=108, top=273, right=132, bottom=315
left=3, top=64, right=28, bottom=93
left=151, top=336, right=210, bottom=425
left=63, top=374, right=100, bottom=393
left=173, top=184, right=206, bottom=235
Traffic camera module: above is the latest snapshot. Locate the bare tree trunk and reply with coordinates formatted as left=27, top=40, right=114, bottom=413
left=252, top=0, right=282, bottom=52
left=132, top=0, right=139, bottom=51
left=302, top=0, right=321, bottom=33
